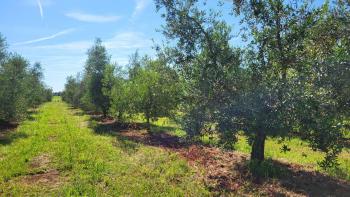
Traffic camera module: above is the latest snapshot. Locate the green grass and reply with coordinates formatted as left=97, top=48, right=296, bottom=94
left=234, top=135, right=350, bottom=180
left=148, top=117, right=350, bottom=181
left=1, top=97, right=348, bottom=195
left=0, top=97, right=209, bottom=196
left=127, top=114, right=187, bottom=137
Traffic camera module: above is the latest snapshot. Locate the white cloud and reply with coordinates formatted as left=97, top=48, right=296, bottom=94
left=32, top=41, right=92, bottom=50
left=105, top=32, right=153, bottom=49
left=132, top=0, right=150, bottom=19
left=13, top=28, right=76, bottom=46
left=66, top=12, right=122, bottom=23
left=23, top=0, right=52, bottom=18
left=36, top=0, right=43, bottom=19
left=11, top=31, right=154, bottom=91
left=31, top=31, right=152, bottom=51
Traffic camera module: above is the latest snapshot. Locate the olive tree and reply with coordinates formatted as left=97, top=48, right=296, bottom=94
left=130, top=57, right=182, bottom=130
left=0, top=35, right=51, bottom=123
left=62, top=74, right=84, bottom=107
left=83, top=38, right=111, bottom=116
left=156, top=0, right=349, bottom=170
left=0, top=55, right=31, bottom=121
left=155, top=0, right=244, bottom=143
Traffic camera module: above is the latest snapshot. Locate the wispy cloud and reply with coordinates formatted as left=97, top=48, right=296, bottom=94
left=32, top=41, right=92, bottom=50
left=66, top=12, right=122, bottom=23
left=132, top=0, right=150, bottom=19
left=105, top=32, right=153, bottom=49
left=31, top=31, right=152, bottom=51
left=13, top=28, right=76, bottom=46
left=12, top=31, right=154, bottom=91
left=36, top=0, right=43, bottom=19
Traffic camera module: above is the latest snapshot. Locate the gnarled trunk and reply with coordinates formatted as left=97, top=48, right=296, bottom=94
left=250, top=131, right=266, bottom=182
left=251, top=131, right=266, bottom=162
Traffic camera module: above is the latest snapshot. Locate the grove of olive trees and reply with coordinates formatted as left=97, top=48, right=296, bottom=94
left=0, top=34, right=53, bottom=123
left=61, top=0, right=349, bottom=178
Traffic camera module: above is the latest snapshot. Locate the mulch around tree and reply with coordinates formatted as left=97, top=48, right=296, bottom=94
left=113, top=126, right=350, bottom=197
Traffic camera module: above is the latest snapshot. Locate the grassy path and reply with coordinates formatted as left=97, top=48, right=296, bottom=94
left=1, top=98, right=349, bottom=196
left=0, top=98, right=208, bottom=196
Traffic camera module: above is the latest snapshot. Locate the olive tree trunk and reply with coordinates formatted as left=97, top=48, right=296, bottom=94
left=251, top=131, right=266, bottom=162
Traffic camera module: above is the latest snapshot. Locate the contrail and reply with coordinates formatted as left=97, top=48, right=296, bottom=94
left=37, top=0, right=43, bottom=19
left=13, top=28, right=76, bottom=46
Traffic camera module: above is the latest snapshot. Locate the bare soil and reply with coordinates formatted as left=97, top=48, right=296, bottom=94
left=20, top=154, right=62, bottom=188
left=30, top=154, right=51, bottom=169
left=21, top=169, right=61, bottom=186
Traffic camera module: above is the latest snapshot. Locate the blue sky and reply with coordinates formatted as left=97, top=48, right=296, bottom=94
left=0, top=0, right=325, bottom=92
left=0, top=0, right=167, bottom=91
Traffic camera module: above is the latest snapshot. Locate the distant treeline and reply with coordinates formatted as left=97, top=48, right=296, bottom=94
left=0, top=35, right=53, bottom=123
left=63, top=0, right=349, bottom=174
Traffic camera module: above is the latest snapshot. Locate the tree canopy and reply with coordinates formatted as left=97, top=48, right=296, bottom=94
left=61, top=0, right=349, bottom=178
left=0, top=34, right=52, bottom=122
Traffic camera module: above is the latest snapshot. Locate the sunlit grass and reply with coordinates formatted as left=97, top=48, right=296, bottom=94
left=0, top=97, right=208, bottom=196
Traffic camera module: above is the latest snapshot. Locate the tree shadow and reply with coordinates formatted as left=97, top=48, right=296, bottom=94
left=113, top=135, right=141, bottom=155
left=0, top=120, right=18, bottom=131
left=150, top=124, right=179, bottom=134
left=0, top=121, right=27, bottom=145
left=343, top=138, right=350, bottom=149
left=0, top=131, right=28, bottom=145
left=26, top=109, right=39, bottom=121
left=91, top=120, right=147, bottom=134
left=276, top=161, right=349, bottom=196
left=234, top=159, right=350, bottom=196
left=118, top=129, right=190, bottom=149
left=90, top=120, right=150, bottom=155
left=86, top=115, right=350, bottom=196
left=90, top=118, right=191, bottom=150
left=72, top=111, right=85, bottom=117
left=0, top=110, right=38, bottom=145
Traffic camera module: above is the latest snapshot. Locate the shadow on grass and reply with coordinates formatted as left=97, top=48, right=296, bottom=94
left=113, top=135, right=141, bottom=155
left=0, top=120, right=18, bottom=131
left=248, top=159, right=350, bottom=196
left=150, top=124, right=179, bottom=134
left=177, top=145, right=350, bottom=196
left=343, top=138, right=350, bottom=149
left=0, top=132, right=28, bottom=145
left=89, top=118, right=191, bottom=150
left=86, top=114, right=350, bottom=196
left=0, top=109, right=39, bottom=145
left=73, top=111, right=85, bottom=117
left=26, top=109, right=39, bottom=121
left=66, top=106, right=86, bottom=117
left=92, top=120, right=147, bottom=134
left=67, top=106, right=102, bottom=117
left=0, top=121, right=28, bottom=145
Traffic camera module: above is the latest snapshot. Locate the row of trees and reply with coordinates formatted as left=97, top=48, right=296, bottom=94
left=63, top=0, right=349, bottom=171
left=0, top=34, right=53, bottom=123
left=62, top=40, right=181, bottom=130
left=155, top=0, right=349, bottom=167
